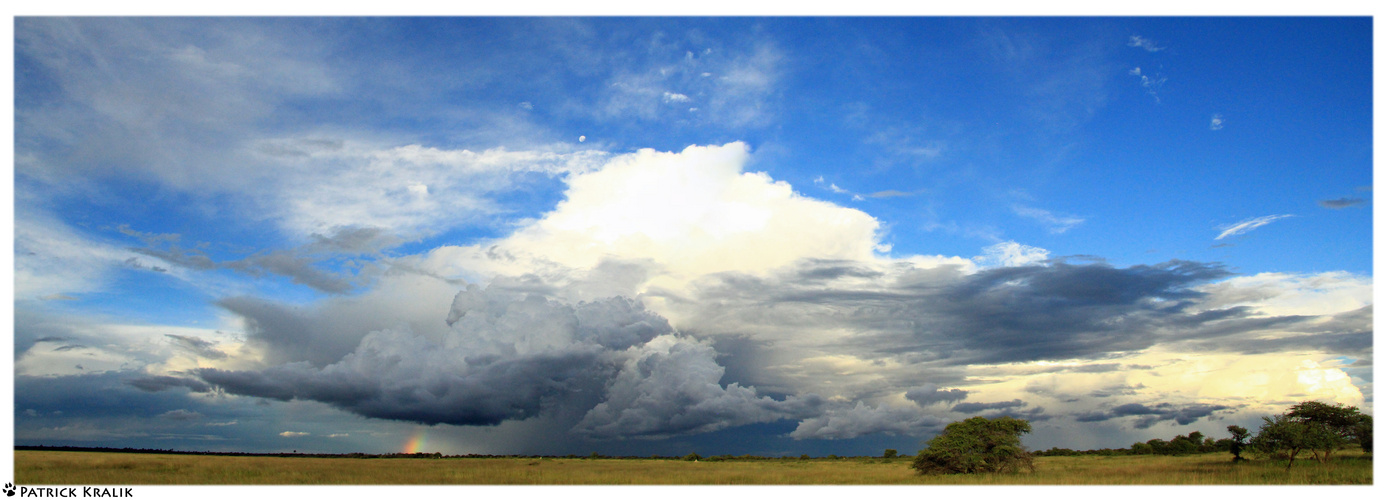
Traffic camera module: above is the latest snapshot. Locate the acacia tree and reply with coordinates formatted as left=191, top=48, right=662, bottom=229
left=912, top=416, right=1034, bottom=475
left=1226, top=425, right=1250, bottom=462
left=1251, top=414, right=1339, bottom=471
left=1352, top=414, right=1372, bottom=453
left=1286, top=401, right=1365, bottom=462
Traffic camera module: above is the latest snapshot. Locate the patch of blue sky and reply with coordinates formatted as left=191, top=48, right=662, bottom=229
left=49, top=269, right=221, bottom=327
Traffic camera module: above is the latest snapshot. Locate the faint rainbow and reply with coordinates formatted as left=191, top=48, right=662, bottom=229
left=403, top=428, right=427, bottom=454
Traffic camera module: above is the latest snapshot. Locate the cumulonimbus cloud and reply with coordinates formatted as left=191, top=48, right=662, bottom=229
left=192, top=285, right=816, bottom=439
left=119, top=143, right=1372, bottom=445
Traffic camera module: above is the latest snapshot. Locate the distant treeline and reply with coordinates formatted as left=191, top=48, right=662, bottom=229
left=1034, top=431, right=1230, bottom=457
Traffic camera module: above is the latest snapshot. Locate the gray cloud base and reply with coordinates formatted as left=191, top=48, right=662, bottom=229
left=196, top=286, right=818, bottom=438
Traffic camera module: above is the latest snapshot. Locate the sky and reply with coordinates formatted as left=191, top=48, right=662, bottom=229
left=6, top=16, right=1376, bottom=458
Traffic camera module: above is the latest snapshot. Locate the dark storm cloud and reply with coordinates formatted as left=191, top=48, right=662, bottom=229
left=128, top=375, right=213, bottom=393
left=215, top=295, right=360, bottom=367
left=133, top=247, right=352, bottom=294
left=224, top=251, right=354, bottom=293
left=904, top=384, right=969, bottom=406
left=115, top=224, right=181, bottom=245
left=198, top=287, right=812, bottom=437
left=124, top=257, right=169, bottom=273
left=307, top=226, right=401, bottom=254
left=793, top=259, right=885, bottom=282
left=573, top=337, right=826, bottom=439
left=1074, top=402, right=1230, bottom=428
left=1181, top=305, right=1372, bottom=356
left=197, top=347, right=610, bottom=426
left=678, top=259, right=1267, bottom=366
left=166, top=334, right=228, bottom=360
left=1318, top=197, right=1366, bottom=209
left=1205, top=331, right=1371, bottom=356
left=21, top=373, right=210, bottom=419
left=131, top=247, right=218, bottom=270
left=159, top=409, right=203, bottom=421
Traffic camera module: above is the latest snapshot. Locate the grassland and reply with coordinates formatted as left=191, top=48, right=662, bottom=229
left=14, top=450, right=1371, bottom=485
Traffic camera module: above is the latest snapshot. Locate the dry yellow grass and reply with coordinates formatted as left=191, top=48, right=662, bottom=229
left=13, top=450, right=1371, bottom=485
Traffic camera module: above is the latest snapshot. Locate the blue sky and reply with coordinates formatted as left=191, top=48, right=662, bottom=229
left=7, top=16, right=1374, bottom=458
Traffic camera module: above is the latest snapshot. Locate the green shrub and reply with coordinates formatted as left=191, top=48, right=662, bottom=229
left=911, top=416, right=1034, bottom=475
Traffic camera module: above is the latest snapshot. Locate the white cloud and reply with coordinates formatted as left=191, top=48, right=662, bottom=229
left=279, top=431, right=309, bottom=437
left=13, top=212, right=137, bottom=300
left=15, top=18, right=338, bottom=193
left=974, top=241, right=1050, bottom=268
left=662, top=92, right=691, bottom=103
left=1197, top=271, right=1372, bottom=316
left=1215, top=214, right=1293, bottom=240
left=1137, top=74, right=1167, bottom=102
left=419, top=143, right=884, bottom=293
left=1210, top=113, right=1224, bottom=130
left=253, top=139, right=611, bottom=237
left=14, top=310, right=246, bottom=378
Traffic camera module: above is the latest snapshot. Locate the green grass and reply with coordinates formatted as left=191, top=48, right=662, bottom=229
left=13, top=450, right=1371, bottom=485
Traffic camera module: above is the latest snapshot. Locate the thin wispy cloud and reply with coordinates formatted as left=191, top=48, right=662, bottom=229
left=1129, top=67, right=1167, bottom=103
left=1209, top=113, right=1224, bottom=130
left=868, top=190, right=913, bottom=198
left=1319, top=198, right=1366, bottom=209
left=1013, top=205, right=1085, bottom=234
left=1215, top=214, right=1294, bottom=240
left=813, top=176, right=852, bottom=195
left=1128, top=35, right=1165, bottom=52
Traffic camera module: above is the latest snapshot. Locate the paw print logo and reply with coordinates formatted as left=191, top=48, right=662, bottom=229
left=3, top=482, right=15, bottom=497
